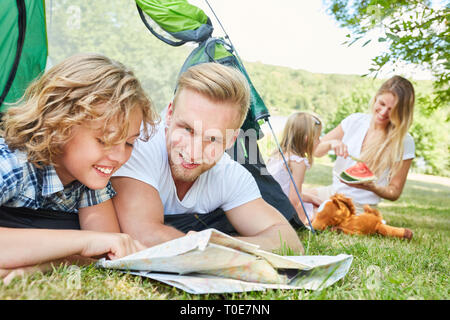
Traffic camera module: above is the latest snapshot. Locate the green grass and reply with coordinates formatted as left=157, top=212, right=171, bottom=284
left=1, top=162, right=448, bottom=300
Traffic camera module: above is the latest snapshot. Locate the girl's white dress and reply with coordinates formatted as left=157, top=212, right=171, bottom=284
left=266, top=154, right=315, bottom=220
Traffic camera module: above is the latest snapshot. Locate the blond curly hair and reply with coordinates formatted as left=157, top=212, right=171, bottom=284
left=1, top=53, right=159, bottom=167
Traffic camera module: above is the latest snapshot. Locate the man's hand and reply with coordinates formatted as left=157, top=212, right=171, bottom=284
left=226, top=198, right=304, bottom=254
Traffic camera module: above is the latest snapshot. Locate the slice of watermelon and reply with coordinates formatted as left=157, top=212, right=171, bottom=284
left=340, top=162, right=376, bottom=182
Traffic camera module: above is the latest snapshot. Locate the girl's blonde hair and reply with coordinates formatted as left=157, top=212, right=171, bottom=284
left=272, top=112, right=322, bottom=165
left=1, top=53, right=159, bottom=167
left=361, top=75, right=415, bottom=178
left=173, top=63, right=250, bottom=128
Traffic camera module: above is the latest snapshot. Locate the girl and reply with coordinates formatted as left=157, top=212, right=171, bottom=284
left=0, top=53, right=158, bottom=280
left=313, top=75, right=415, bottom=211
left=267, top=112, right=323, bottom=227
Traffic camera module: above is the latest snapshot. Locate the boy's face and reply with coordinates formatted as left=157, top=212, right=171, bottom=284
left=165, top=88, right=240, bottom=184
left=54, top=110, right=143, bottom=189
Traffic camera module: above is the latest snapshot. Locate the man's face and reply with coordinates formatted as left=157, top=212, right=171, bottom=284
left=165, top=88, right=241, bottom=184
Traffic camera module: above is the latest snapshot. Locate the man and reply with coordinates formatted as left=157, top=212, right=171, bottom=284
left=111, top=63, right=303, bottom=253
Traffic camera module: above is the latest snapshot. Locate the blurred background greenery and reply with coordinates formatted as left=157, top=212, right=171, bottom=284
left=46, top=0, right=449, bottom=176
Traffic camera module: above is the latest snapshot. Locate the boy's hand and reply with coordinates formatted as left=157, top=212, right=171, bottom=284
left=80, top=232, right=146, bottom=260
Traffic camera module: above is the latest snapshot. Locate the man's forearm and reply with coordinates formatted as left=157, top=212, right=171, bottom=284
left=235, top=223, right=304, bottom=254
left=137, top=223, right=185, bottom=248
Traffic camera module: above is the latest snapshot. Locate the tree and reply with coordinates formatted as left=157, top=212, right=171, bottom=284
left=324, top=0, right=449, bottom=112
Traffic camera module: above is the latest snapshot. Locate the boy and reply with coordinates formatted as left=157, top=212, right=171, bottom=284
left=0, top=53, right=157, bottom=279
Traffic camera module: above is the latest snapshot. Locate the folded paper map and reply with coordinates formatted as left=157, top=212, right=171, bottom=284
left=97, top=229, right=353, bottom=294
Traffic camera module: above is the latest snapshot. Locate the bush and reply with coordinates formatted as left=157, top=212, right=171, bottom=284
left=409, top=95, right=450, bottom=176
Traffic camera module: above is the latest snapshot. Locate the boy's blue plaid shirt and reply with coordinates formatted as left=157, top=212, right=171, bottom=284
left=0, top=139, right=116, bottom=213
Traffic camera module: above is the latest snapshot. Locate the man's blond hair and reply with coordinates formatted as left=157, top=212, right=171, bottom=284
left=1, top=53, right=159, bottom=167
left=173, top=63, right=250, bottom=128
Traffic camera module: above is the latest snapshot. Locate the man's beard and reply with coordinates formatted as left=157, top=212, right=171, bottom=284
left=169, top=157, right=206, bottom=183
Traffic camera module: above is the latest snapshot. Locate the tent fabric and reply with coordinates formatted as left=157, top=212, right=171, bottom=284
left=177, top=37, right=269, bottom=136
left=0, top=0, right=47, bottom=112
left=136, top=0, right=213, bottom=44
left=135, top=0, right=270, bottom=134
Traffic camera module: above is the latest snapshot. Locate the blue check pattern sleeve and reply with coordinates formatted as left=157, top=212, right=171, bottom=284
left=78, top=182, right=116, bottom=208
left=0, top=139, right=116, bottom=212
left=0, top=142, right=24, bottom=206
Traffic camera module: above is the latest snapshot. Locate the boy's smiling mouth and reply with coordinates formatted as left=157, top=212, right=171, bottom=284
left=93, top=165, right=114, bottom=175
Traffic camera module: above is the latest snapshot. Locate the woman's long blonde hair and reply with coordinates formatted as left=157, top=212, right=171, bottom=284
left=271, top=112, right=322, bottom=165
left=1, top=53, right=159, bottom=167
left=361, top=75, right=415, bottom=178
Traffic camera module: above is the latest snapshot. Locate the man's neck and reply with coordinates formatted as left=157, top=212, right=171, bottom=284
left=173, top=179, right=195, bottom=201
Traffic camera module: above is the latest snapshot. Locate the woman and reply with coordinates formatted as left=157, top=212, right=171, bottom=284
left=313, top=76, right=415, bottom=211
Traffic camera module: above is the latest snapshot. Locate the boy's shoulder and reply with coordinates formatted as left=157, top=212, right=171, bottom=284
left=0, top=138, right=28, bottom=176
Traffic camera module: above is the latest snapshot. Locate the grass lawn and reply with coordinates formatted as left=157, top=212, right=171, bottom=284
left=0, top=160, right=448, bottom=300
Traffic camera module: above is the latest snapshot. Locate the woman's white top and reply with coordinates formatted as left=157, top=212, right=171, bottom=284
left=332, top=113, right=415, bottom=205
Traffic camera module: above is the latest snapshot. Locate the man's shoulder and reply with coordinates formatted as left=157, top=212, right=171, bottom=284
left=130, top=123, right=167, bottom=162
left=203, top=154, right=256, bottom=191
left=209, top=153, right=246, bottom=176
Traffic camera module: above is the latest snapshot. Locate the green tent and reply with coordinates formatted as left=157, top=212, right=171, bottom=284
left=136, top=0, right=305, bottom=228
left=136, top=0, right=270, bottom=137
left=0, top=0, right=48, bottom=112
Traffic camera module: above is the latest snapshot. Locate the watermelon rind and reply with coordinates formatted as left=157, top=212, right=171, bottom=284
left=341, top=170, right=375, bottom=182
left=339, top=171, right=359, bottom=182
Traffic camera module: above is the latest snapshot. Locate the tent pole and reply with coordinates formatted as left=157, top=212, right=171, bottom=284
left=203, top=0, right=244, bottom=64
left=204, top=0, right=315, bottom=233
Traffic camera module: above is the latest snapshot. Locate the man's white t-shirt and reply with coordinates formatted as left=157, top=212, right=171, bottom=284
left=113, top=123, right=261, bottom=215
left=332, top=113, right=415, bottom=205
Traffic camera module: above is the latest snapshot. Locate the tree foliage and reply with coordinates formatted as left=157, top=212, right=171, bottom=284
left=324, top=0, right=449, bottom=111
